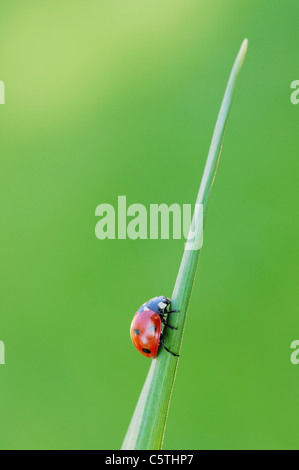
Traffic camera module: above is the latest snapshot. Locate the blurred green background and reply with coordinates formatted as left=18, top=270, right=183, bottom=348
left=0, top=0, right=299, bottom=450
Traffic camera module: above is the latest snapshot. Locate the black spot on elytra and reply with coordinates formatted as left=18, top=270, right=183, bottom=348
left=147, top=325, right=156, bottom=332
left=142, top=348, right=151, bottom=354
left=134, top=329, right=140, bottom=336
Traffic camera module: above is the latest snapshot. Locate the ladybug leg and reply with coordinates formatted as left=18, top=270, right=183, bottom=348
left=167, top=309, right=180, bottom=314
left=161, top=317, right=177, bottom=330
left=160, top=334, right=179, bottom=357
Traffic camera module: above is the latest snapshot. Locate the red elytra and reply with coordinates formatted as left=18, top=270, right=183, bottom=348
left=130, top=310, right=162, bottom=359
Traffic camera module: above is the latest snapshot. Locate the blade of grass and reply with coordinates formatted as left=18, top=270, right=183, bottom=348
left=122, top=39, right=248, bottom=450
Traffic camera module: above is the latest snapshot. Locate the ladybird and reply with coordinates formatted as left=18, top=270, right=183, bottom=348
left=130, top=296, right=179, bottom=358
